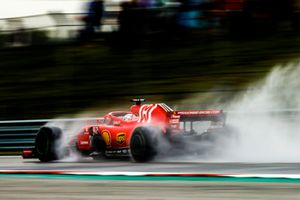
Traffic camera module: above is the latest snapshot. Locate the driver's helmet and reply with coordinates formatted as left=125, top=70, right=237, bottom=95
left=123, top=113, right=137, bottom=121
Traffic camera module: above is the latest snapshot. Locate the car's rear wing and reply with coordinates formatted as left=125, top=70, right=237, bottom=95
left=169, top=110, right=226, bottom=132
left=174, top=110, right=226, bottom=123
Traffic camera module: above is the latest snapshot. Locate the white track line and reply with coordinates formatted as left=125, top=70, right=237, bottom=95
left=1, top=170, right=300, bottom=179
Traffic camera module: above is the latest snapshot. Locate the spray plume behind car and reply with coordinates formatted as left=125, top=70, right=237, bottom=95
left=163, top=62, right=300, bottom=163
left=221, top=63, right=300, bottom=162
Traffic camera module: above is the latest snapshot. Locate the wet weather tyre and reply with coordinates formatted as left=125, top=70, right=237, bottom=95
left=91, top=134, right=106, bottom=153
left=35, top=127, right=62, bottom=162
left=130, top=127, right=159, bottom=162
left=91, top=133, right=107, bottom=160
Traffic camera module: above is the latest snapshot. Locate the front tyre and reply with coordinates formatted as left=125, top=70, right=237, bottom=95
left=35, top=127, right=62, bottom=162
left=91, top=133, right=107, bottom=160
left=130, top=126, right=160, bottom=162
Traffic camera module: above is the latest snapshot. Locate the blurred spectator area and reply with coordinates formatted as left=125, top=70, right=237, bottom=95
left=1, top=0, right=300, bottom=47
left=0, top=3, right=120, bottom=46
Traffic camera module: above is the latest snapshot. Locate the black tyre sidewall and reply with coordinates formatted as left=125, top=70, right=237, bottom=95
left=35, top=127, right=62, bottom=162
left=130, top=127, right=159, bottom=162
left=91, top=133, right=106, bottom=153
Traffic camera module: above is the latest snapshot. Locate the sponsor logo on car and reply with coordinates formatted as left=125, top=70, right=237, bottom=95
left=116, top=132, right=126, bottom=145
left=105, top=149, right=128, bottom=156
left=138, top=104, right=158, bottom=123
left=80, top=141, right=89, bottom=145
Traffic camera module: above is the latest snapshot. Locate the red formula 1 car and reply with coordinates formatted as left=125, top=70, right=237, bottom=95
left=23, top=99, right=227, bottom=162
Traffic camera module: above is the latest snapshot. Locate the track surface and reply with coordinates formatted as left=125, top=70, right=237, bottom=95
left=2, top=156, right=300, bottom=199
left=1, top=177, right=300, bottom=200
left=2, top=156, right=300, bottom=175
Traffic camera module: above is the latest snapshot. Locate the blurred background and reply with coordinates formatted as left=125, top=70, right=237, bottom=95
left=1, top=0, right=300, bottom=120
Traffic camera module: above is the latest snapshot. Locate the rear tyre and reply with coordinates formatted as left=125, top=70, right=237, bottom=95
left=35, top=127, right=62, bottom=162
left=130, top=126, right=160, bottom=162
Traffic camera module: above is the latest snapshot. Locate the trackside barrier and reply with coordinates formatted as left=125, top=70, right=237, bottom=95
left=0, top=118, right=100, bottom=154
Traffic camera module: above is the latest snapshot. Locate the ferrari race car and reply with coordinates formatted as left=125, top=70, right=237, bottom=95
left=23, top=99, right=227, bottom=162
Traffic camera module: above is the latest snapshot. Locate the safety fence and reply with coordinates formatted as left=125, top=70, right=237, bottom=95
left=0, top=118, right=99, bottom=154
left=0, top=120, right=46, bottom=153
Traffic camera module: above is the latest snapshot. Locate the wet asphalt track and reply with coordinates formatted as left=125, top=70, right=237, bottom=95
left=1, top=177, right=300, bottom=200
left=2, top=156, right=300, bottom=175
left=2, top=156, right=300, bottom=199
